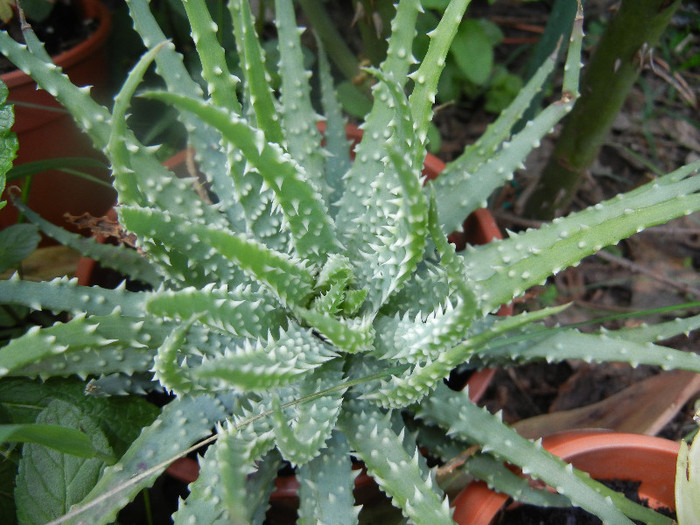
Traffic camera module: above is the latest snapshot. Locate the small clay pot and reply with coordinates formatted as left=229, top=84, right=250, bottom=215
left=0, top=0, right=115, bottom=237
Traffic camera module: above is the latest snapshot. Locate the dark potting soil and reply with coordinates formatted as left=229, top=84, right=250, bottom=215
left=496, top=479, right=676, bottom=525
left=0, top=0, right=97, bottom=73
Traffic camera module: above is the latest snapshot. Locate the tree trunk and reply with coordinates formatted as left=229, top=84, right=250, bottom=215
left=523, top=0, right=682, bottom=220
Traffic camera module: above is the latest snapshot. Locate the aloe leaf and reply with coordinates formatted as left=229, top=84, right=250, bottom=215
left=605, top=313, right=700, bottom=344
left=465, top=161, right=700, bottom=313
left=229, top=0, right=283, bottom=143
left=124, top=0, right=245, bottom=228
left=107, top=41, right=169, bottom=207
left=465, top=453, right=572, bottom=508
left=408, top=0, right=471, bottom=148
left=373, top=281, right=475, bottom=364
left=173, top=418, right=276, bottom=524
left=295, top=308, right=374, bottom=353
left=68, top=395, right=228, bottom=525
left=120, top=205, right=315, bottom=306
left=334, top=0, right=421, bottom=236
left=316, top=39, right=351, bottom=212
left=434, top=2, right=584, bottom=233
left=0, top=276, right=146, bottom=317
left=0, top=32, right=112, bottom=147
left=297, top=430, right=360, bottom=525
left=368, top=305, right=567, bottom=408
left=274, top=0, right=325, bottom=188
left=338, top=399, right=453, bottom=525
left=136, top=92, right=340, bottom=262
left=181, top=0, right=241, bottom=113
left=145, top=284, right=286, bottom=340
left=272, top=361, right=346, bottom=465
left=14, top=400, right=112, bottom=525
left=0, top=313, right=164, bottom=380
left=190, top=324, right=338, bottom=392
left=418, top=384, right=672, bottom=525
left=475, top=327, right=700, bottom=373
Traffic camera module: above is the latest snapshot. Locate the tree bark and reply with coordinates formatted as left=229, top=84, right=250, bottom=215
left=523, top=0, right=682, bottom=220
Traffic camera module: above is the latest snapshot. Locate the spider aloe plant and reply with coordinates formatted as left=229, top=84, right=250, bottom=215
left=1, top=0, right=700, bottom=523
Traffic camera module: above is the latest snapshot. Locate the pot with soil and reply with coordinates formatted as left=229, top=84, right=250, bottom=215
left=451, top=431, right=679, bottom=525
left=0, top=0, right=114, bottom=237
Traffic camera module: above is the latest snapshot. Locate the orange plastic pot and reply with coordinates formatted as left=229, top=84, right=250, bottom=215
left=0, top=0, right=115, bottom=236
left=451, top=431, right=680, bottom=525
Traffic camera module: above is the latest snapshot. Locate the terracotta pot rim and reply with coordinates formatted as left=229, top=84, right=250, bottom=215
left=1, top=0, right=111, bottom=89
left=451, top=431, right=680, bottom=525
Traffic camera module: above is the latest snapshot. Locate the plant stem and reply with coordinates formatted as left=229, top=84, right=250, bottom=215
left=523, top=0, right=682, bottom=219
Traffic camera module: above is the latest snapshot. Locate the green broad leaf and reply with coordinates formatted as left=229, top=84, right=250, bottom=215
left=21, top=0, right=55, bottom=23
left=450, top=19, right=494, bottom=86
left=14, top=400, right=113, bottom=525
left=0, top=377, right=159, bottom=458
left=0, top=78, right=17, bottom=204
left=0, top=422, right=112, bottom=460
left=0, top=224, right=40, bottom=273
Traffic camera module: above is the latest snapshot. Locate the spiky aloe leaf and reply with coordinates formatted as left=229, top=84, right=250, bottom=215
left=137, top=91, right=340, bottom=263
left=145, top=284, right=286, bottom=340
left=333, top=0, right=421, bottom=237
left=295, top=308, right=374, bottom=353
left=67, top=395, right=229, bottom=525
left=272, top=361, right=346, bottom=465
left=474, top=327, right=700, bottom=372
left=124, top=0, right=246, bottom=229
left=229, top=0, right=283, bottom=142
left=173, top=418, right=277, bottom=525
left=368, top=305, right=567, bottom=408
left=465, top=159, right=700, bottom=313
left=408, top=0, right=472, bottom=149
left=274, top=0, right=325, bottom=190
left=601, top=312, right=700, bottom=344
left=297, top=430, right=360, bottom=525
left=0, top=313, right=164, bottom=380
left=189, top=324, right=338, bottom=392
left=418, top=384, right=671, bottom=525
left=372, top=282, right=475, bottom=363
left=316, top=39, right=352, bottom=212
left=465, top=453, right=572, bottom=507
left=434, top=1, right=584, bottom=232
left=181, top=0, right=241, bottom=113
left=119, top=205, right=314, bottom=306
left=0, top=276, right=145, bottom=317
left=338, top=399, right=453, bottom=524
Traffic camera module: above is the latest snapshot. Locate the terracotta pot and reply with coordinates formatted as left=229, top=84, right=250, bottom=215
left=451, top=431, right=680, bottom=525
left=0, top=0, right=115, bottom=237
